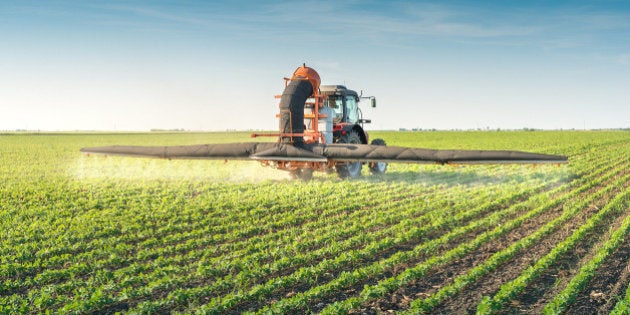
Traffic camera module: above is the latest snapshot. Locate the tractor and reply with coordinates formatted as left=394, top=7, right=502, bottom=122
left=250, top=66, right=388, bottom=180
left=320, top=85, right=387, bottom=178
left=82, top=64, right=567, bottom=181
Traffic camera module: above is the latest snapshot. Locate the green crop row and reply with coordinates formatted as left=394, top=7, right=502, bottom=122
left=131, top=182, right=538, bottom=313
left=1, top=178, right=532, bottom=314
left=542, top=188, right=630, bottom=314
left=319, top=161, right=629, bottom=315
left=244, top=152, right=624, bottom=312
left=408, top=172, right=630, bottom=314
left=610, top=282, right=630, bottom=314
left=270, top=191, right=567, bottom=314
left=2, top=173, right=526, bottom=313
left=475, top=181, right=630, bottom=313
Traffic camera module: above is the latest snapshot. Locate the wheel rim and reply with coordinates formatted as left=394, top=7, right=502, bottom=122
left=373, top=162, right=386, bottom=173
left=336, top=130, right=363, bottom=179
left=347, top=162, right=361, bottom=177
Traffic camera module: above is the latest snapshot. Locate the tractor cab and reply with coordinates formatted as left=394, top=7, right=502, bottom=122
left=320, top=85, right=376, bottom=145
left=320, top=85, right=360, bottom=124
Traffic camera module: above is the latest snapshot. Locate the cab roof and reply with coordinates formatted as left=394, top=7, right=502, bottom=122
left=320, top=85, right=358, bottom=97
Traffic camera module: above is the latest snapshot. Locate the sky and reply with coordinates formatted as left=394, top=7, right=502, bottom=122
left=1, top=0, right=629, bottom=131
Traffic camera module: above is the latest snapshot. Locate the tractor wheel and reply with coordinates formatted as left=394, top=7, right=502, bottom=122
left=290, top=169, right=313, bottom=181
left=369, top=138, right=388, bottom=175
left=336, top=131, right=362, bottom=179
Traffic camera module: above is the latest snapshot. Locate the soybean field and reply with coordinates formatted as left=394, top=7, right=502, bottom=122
left=1, top=130, right=629, bottom=314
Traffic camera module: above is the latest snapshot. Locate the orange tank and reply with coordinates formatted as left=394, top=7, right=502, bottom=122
left=291, top=63, right=320, bottom=94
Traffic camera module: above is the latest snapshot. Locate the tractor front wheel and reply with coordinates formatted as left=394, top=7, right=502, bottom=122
left=369, top=138, right=388, bottom=175
left=290, top=168, right=313, bottom=181
left=336, top=131, right=362, bottom=179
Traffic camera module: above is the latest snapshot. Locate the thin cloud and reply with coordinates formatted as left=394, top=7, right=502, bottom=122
left=90, top=2, right=542, bottom=42
left=97, top=3, right=212, bottom=27
left=65, top=1, right=629, bottom=51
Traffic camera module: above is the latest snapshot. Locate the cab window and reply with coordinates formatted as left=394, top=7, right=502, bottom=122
left=345, top=96, right=359, bottom=124
left=328, top=96, right=344, bottom=123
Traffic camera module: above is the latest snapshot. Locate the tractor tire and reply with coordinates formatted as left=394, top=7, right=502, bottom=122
left=290, top=169, right=313, bottom=181
left=369, top=138, right=388, bottom=175
left=336, top=131, right=362, bottom=179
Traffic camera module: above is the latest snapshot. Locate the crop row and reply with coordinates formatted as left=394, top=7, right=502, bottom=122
left=610, top=282, right=630, bottom=314
left=1, top=173, right=539, bottom=313
left=474, top=182, right=630, bottom=313
left=5, top=161, right=532, bottom=264
left=121, top=150, right=628, bottom=314
left=125, top=180, right=543, bottom=313
left=542, top=188, right=630, bottom=314
left=194, top=193, right=541, bottom=312
left=272, top=173, right=624, bottom=313
left=317, top=162, right=629, bottom=314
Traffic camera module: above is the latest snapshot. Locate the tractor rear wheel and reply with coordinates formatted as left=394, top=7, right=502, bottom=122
left=336, top=131, right=362, bottom=179
left=369, top=138, right=388, bottom=174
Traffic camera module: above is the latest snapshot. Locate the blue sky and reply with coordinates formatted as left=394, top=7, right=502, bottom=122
left=1, top=0, right=629, bottom=131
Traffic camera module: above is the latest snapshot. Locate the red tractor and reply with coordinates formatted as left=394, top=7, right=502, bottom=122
left=252, top=64, right=387, bottom=180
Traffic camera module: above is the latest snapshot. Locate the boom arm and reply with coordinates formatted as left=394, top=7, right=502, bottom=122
left=81, top=143, right=568, bottom=165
